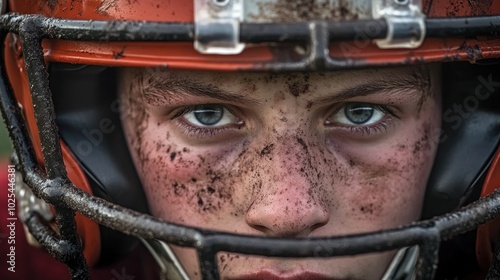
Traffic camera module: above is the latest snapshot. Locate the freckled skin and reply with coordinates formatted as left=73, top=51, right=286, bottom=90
left=119, top=66, right=441, bottom=279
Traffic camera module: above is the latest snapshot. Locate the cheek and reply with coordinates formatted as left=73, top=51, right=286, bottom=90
left=129, top=126, right=243, bottom=226
left=332, top=120, right=439, bottom=230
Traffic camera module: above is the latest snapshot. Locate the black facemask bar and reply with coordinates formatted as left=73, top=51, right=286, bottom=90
left=1, top=13, right=500, bottom=280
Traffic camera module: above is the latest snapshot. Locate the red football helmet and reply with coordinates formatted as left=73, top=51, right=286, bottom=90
left=1, top=0, right=500, bottom=279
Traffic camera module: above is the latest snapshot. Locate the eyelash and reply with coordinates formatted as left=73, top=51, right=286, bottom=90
left=343, top=118, right=394, bottom=136
left=171, top=106, right=243, bottom=138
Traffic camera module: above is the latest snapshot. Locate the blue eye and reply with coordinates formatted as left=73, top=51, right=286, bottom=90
left=345, top=103, right=376, bottom=124
left=192, top=104, right=223, bottom=126
left=330, top=103, right=386, bottom=126
left=183, top=104, right=238, bottom=127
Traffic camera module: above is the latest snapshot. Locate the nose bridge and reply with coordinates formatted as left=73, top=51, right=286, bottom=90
left=271, top=134, right=306, bottom=174
left=244, top=132, right=330, bottom=237
left=258, top=130, right=317, bottom=192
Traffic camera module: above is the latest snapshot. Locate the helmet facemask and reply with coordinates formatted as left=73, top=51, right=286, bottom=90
left=1, top=1, right=500, bottom=279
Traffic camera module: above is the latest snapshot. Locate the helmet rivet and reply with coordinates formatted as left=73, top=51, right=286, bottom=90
left=212, top=0, right=230, bottom=7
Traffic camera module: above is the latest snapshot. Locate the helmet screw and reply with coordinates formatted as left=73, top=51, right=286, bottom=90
left=212, top=0, right=230, bottom=7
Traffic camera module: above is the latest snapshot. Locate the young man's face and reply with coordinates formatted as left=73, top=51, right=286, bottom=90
left=119, top=65, right=441, bottom=280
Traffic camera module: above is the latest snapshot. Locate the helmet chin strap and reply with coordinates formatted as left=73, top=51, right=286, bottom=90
left=141, top=234, right=419, bottom=280
left=381, top=246, right=419, bottom=280
left=139, top=238, right=190, bottom=280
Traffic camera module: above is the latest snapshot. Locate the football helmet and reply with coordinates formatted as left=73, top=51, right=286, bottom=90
left=1, top=0, right=500, bottom=279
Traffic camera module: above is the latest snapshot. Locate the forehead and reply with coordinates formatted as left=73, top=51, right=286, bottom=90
left=132, top=65, right=429, bottom=90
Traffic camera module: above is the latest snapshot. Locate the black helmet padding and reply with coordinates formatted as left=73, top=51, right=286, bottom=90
left=424, top=61, right=500, bottom=219
left=50, top=63, right=149, bottom=266
left=424, top=61, right=500, bottom=278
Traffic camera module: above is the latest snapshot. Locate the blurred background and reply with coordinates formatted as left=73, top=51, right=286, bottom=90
left=0, top=122, right=12, bottom=157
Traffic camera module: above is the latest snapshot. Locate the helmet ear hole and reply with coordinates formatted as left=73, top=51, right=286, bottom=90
left=50, top=63, right=150, bottom=266
left=423, top=61, right=500, bottom=220
left=423, top=61, right=500, bottom=278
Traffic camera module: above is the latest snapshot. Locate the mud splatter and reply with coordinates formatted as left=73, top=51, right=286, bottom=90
left=260, top=144, right=275, bottom=156
left=287, top=74, right=310, bottom=97
left=173, top=182, right=187, bottom=196
left=459, top=42, right=483, bottom=63
left=248, top=0, right=364, bottom=22
left=119, top=69, right=150, bottom=169
left=96, top=0, right=118, bottom=15
left=45, top=0, right=58, bottom=11
left=112, top=47, right=126, bottom=59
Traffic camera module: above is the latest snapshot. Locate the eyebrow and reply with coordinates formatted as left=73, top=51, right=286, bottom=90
left=141, top=68, right=431, bottom=107
left=142, top=76, right=261, bottom=106
left=316, top=72, right=431, bottom=105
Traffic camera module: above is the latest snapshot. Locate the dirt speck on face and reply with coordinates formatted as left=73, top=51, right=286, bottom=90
left=360, top=203, right=374, bottom=215
left=260, top=144, right=275, bottom=156
left=173, top=182, right=187, bottom=196
left=287, top=74, right=310, bottom=97
left=119, top=69, right=150, bottom=170
left=295, top=136, right=308, bottom=153
left=412, top=123, right=432, bottom=156
left=288, top=81, right=309, bottom=97
left=306, top=101, right=313, bottom=109
left=195, top=183, right=233, bottom=213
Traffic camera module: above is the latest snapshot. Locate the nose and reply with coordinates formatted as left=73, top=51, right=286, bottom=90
left=244, top=138, right=330, bottom=237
